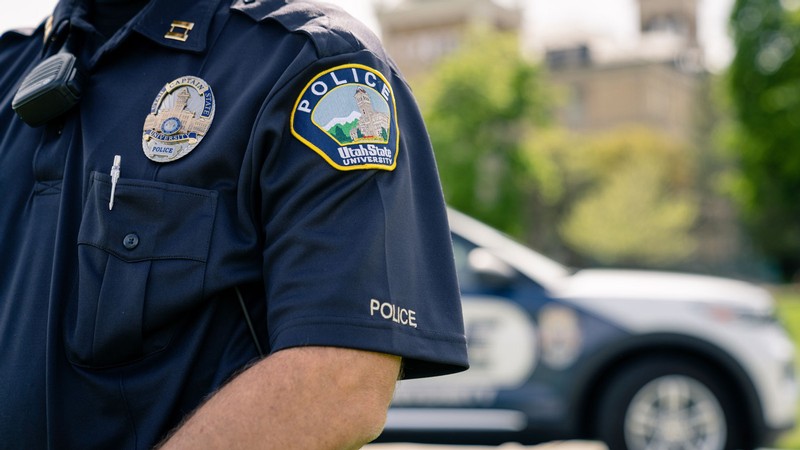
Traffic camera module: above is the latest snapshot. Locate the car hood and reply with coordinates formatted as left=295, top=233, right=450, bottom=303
left=553, top=269, right=774, bottom=311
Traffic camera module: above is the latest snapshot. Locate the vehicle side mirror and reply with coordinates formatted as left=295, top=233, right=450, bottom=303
left=468, top=248, right=516, bottom=290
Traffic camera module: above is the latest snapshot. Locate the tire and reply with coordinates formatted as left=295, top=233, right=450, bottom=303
left=593, top=357, right=747, bottom=450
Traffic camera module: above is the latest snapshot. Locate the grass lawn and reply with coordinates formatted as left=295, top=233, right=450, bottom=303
left=772, top=286, right=800, bottom=449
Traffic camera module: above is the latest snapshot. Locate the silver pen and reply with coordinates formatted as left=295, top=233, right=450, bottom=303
left=109, top=155, right=121, bottom=210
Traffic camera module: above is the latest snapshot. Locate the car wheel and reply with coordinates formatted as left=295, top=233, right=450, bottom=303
left=594, top=357, right=745, bottom=450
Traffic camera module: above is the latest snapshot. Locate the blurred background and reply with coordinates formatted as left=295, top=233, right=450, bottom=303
left=365, top=2, right=800, bottom=447
left=4, top=0, right=800, bottom=448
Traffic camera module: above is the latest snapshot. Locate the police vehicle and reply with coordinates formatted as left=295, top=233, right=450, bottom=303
left=379, top=208, right=797, bottom=450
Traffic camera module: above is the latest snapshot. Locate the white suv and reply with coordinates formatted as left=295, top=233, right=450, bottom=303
left=379, top=209, right=797, bottom=450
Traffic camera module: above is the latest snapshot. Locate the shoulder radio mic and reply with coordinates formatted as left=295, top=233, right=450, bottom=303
left=12, top=47, right=85, bottom=127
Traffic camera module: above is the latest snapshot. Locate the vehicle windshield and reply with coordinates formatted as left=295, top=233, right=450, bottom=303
left=447, top=208, right=571, bottom=292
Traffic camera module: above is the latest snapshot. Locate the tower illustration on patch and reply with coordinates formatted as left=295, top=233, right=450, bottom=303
left=291, top=64, right=399, bottom=171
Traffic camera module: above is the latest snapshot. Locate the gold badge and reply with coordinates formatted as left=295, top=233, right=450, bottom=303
left=142, top=76, right=215, bottom=163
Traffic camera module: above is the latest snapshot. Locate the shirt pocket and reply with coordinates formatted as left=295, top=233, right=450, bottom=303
left=66, top=172, right=218, bottom=368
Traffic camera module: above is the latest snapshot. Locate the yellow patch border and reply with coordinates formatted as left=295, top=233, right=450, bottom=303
left=291, top=63, right=400, bottom=172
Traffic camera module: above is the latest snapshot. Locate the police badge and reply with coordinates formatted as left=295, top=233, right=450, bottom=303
left=142, top=76, right=215, bottom=163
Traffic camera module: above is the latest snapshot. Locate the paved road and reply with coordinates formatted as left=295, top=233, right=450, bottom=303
left=366, top=441, right=608, bottom=450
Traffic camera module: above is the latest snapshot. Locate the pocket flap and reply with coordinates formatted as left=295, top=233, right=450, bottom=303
left=79, top=172, right=218, bottom=262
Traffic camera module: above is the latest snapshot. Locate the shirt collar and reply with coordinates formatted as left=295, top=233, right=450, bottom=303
left=46, top=0, right=84, bottom=48
left=133, top=0, right=223, bottom=53
left=48, top=0, right=223, bottom=54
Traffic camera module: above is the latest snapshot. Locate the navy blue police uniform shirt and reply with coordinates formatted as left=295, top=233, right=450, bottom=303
left=0, top=0, right=468, bottom=447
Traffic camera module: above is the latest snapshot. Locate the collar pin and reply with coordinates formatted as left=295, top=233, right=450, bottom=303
left=164, top=21, right=195, bottom=42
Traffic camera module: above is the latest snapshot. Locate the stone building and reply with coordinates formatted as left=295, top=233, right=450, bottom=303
left=544, top=0, right=704, bottom=143
left=350, top=87, right=390, bottom=141
left=376, top=0, right=521, bottom=79
left=377, top=0, right=703, bottom=142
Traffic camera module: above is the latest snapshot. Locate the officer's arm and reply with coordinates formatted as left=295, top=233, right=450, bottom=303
left=158, top=346, right=401, bottom=449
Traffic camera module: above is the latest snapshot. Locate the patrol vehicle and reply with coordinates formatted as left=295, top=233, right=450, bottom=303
left=379, top=209, right=797, bottom=450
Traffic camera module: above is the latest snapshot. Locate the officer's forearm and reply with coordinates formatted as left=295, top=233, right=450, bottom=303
left=157, top=346, right=400, bottom=450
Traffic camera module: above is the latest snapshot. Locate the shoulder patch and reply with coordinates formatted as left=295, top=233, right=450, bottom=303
left=291, top=64, right=399, bottom=171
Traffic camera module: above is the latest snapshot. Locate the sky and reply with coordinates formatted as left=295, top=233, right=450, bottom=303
left=0, top=0, right=735, bottom=71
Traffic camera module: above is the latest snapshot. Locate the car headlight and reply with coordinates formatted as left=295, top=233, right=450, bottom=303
left=702, top=304, right=778, bottom=326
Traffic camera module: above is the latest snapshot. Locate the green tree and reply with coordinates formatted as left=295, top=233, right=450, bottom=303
left=728, top=0, right=800, bottom=279
left=331, top=125, right=350, bottom=144
left=527, top=127, right=699, bottom=267
left=414, top=26, right=552, bottom=237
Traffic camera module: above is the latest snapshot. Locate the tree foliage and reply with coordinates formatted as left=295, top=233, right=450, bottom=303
left=527, top=127, right=699, bottom=267
left=728, top=0, right=800, bottom=279
left=413, top=27, right=552, bottom=237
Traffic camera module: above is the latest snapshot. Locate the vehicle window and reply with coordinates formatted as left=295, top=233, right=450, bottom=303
left=451, top=234, right=481, bottom=293
left=452, top=233, right=547, bottom=296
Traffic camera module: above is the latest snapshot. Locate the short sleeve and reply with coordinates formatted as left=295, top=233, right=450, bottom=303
left=253, top=50, right=468, bottom=379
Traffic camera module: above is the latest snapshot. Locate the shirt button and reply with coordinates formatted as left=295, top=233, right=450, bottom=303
left=123, top=233, right=139, bottom=250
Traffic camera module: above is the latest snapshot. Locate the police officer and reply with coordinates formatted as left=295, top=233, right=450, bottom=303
left=0, top=0, right=468, bottom=448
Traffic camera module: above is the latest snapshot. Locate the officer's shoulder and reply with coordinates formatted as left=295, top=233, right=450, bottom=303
left=0, top=27, right=41, bottom=60
left=232, top=0, right=386, bottom=58
left=0, top=27, right=37, bottom=44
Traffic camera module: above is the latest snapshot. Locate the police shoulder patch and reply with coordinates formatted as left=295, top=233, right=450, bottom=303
left=291, top=64, right=399, bottom=171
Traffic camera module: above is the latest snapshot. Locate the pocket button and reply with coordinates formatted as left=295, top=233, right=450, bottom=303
left=123, top=233, right=140, bottom=250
